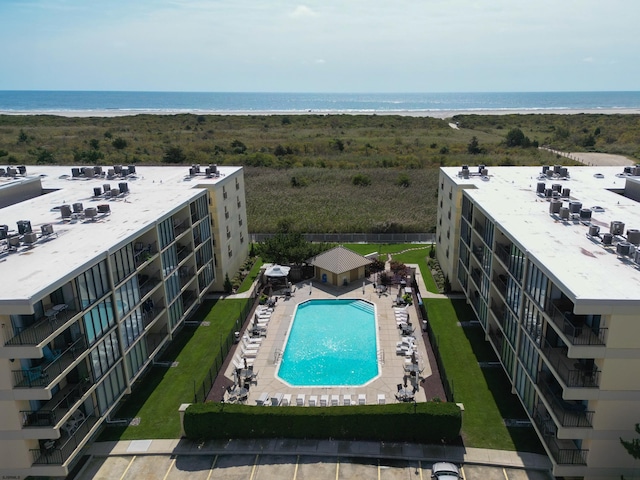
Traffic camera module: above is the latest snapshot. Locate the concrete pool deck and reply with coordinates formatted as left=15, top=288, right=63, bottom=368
left=222, top=278, right=433, bottom=407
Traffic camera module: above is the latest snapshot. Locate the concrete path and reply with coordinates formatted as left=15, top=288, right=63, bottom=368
left=540, top=146, right=634, bottom=166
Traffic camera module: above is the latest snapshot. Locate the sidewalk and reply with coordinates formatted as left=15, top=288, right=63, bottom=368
left=88, top=437, right=552, bottom=471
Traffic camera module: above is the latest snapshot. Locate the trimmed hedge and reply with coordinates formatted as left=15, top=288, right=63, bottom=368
left=184, top=402, right=461, bottom=443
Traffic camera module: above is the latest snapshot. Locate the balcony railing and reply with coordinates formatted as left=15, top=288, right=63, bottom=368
left=30, top=412, right=99, bottom=465
left=532, top=409, right=588, bottom=465
left=20, top=381, right=85, bottom=427
left=138, top=271, right=161, bottom=297
left=470, top=269, right=482, bottom=288
left=134, top=242, right=158, bottom=268
left=3, top=302, right=79, bottom=346
left=540, top=338, right=600, bottom=388
left=12, top=337, right=88, bottom=388
left=494, top=243, right=511, bottom=266
left=173, top=219, right=189, bottom=236
left=143, top=304, right=164, bottom=329
left=545, top=302, right=607, bottom=346
left=537, top=377, right=594, bottom=428
left=493, top=274, right=508, bottom=297
left=176, top=244, right=192, bottom=263
left=471, top=243, right=483, bottom=262
left=473, top=220, right=485, bottom=238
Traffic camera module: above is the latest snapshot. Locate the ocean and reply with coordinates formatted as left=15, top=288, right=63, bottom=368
left=1, top=91, right=640, bottom=116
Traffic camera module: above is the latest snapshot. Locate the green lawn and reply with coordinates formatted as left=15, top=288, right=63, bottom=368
left=425, top=298, right=544, bottom=453
left=99, top=298, right=249, bottom=440
left=237, top=257, right=263, bottom=293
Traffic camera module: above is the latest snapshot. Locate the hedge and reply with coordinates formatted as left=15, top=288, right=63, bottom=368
left=184, top=401, right=461, bottom=443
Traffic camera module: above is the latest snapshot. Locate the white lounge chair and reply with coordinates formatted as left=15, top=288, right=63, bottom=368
left=271, top=393, right=284, bottom=406
left=296, top=394, right=305, bottom=406
left=320, top=394, right=329, bottom=406
left=256, top=392, right=269, bottom=406
left=309, top=395, right=318, bottom=406
left=377, top=393, right=386, bottom=405
left=282, top=393, right=292, bottom=406
left=343, top=394, right=352, bottom=406
left=331, top=395, right=339, bottom=406
left=242, top=334, right=263, bottom=344
left=358, top=393, right=366, bottom=405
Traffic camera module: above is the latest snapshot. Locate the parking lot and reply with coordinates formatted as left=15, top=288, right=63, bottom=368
left=76, top=454, right=553, bottom=480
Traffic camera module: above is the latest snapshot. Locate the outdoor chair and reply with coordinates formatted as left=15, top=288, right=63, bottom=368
left=358, top=394, right=366, bottom=405
left=331, top=395, right=339, bottom=406
left=282, top=393, right=292, bottom=406
left=377, top=393, right=386, bottom=405
left=343, top=394, right=353, bottom=406
left=256, top=392, right=269, bottom=406
left=296, top=394, right=305, bottom=406
left=309, top=395, right=318, bottom=407
left=43, top=345, right=62, bottom=364
left=271, top=393, right=284, bottom=406
left=320, top=394, right=329, bottom=406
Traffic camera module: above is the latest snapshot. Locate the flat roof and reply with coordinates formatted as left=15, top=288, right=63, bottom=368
left=0, top=165, right=241, bottom=308
left=442, top=165, right=640, bottom=309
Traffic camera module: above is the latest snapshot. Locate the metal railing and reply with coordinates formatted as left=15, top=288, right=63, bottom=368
left=492, top=274, right=508, bottom=297
left=532, top=409, right=588, bottom=465
left=537, top=378, right=594, bottom=428
left=139, top=271, right=161, bottom=297
left=540, top=337, right=600, bottom=388
left=545, top=302, right=607, bottom=346
left=4, top=301, right=79, bottom=346
left=494, top=243, right=511, bottom=266
left=20, top=382, right=84, bottom=427
left=250, top=232, right=435, bottom=244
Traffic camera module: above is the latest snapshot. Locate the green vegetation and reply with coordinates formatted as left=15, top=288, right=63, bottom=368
left=425, top=298, right=543, bottom=453
left=98, top=298, right=248, bottom=440
left=184, top=401, right=461, bottom=443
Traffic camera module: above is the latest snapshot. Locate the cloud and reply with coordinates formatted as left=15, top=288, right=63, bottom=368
left=315, top=59, right=325, bottom=64
left=289, top=5, right=317, bottom=18
left=583, top=57, right=595, bottom=63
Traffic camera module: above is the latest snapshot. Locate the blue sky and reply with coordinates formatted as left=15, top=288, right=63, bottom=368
left=1, top=0, right=639, bottom=92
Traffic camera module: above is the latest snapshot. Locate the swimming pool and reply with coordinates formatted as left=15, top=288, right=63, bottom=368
left=276, top=299, right=379, bottom=386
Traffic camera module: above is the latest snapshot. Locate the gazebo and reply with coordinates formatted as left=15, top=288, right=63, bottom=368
left=264, top=264, right=291, bottom=287
left=307, top=246, right=373, bottom=287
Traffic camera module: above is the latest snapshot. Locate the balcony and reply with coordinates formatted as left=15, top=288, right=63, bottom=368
left=179, top=267, right=195, bottom=289
left=173, top=219, right=189, bottom=236
left=138, top=271, right=161, bottom=297
left=537, top=377, right=594, bottom=428
left=20, top=381, right=86, bottom=428
left=4, top=303, right=79, bottom=346
left=470, top=268, right=482, bottom=288
left=181, top=290, right=197, bottom=311
left=12, top=337, right=88, bottom=389
left=146, top=331, right=168, bottom=354
left=142, top=303, right=164, bottom=329
left=540, top=338, right=600, bottom=388
left=30, top=411, right=99, bottom=466
left=133, top=242, right=158, bottom=268
left=473, top=220, right=485, bottom=238
left=533, top=408, right=588, bottom=465
left=176, top=244, right=192, bottom=263
left=494, top=243, right=511, bottom=266
left=545, top=301, right=607, bottom=346
left=471, top=243, right=483, bottom=263
left=493, top=273, right=508, bottom=297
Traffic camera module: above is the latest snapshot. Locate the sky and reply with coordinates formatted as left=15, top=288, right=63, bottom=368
left=1, top=0, right=639, bottom=93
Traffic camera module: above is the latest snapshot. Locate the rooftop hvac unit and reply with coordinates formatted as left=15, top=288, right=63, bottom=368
left=602, top=232, right=613, bottom=245
left=579, top=208, right=592, bottom=220
left=113, top=165, right=122, bottom=174
left=552, top=183, right=562, bottom=192
left=73, top=203, right=84, bottom=213
left=552, top=191, right=561, bottom=199
left=633, top=166, right=640, bottom=176
left=462, top=165, right=469, bottom=171
left=560, top=167, right=569, bottom=177
left=588, top=225, right=600, bottom=236
left=7, top=167, right=17, bottom=176
left=545, top=188, right=553, bottom=198
left=97, top=204, right=110, bottom=214
left=627, top=228, right=640, bottom=245
left=636, top=249, right=640, bottom=264
left=128, top=165, right=136, bottom=174
left=17, top=220, right=32, bottom=234
left=8, top=234, right=20, bottom=247
left=546, top=169, right=554, bottom=178
left=562, top=188, right=571, bottom=197
left=71, top=167, right=81, bottom=177
left=23, top=232, right=37, bottom=244
left=624, top=166, right=633, bottom=174
left=192, top=164, right=201, bottom=173
left=17, top=165, right=26, bottom=175
left=94, top=166, right=103, bottom=175
left=210, top=164, right=218, bottom=174
left=617, top=242, right=631, bottom=256
left=611, top=221, right=625, bottom=236
left=41, top=224, right=54, bottom=235
left=480, top=168, right=489, bottom=176
left=121, top=167, right=129, bottom=176
left=83, top=167, right=94, bottom=177
left=554, top=165, right=562, bottom=173
left=461, top=169, right=470, bottom=179
left=549, top=199, right=562, bottom=214
left=569, top=201, right=582, bottom=214
left=0, top=225, right=8, bottom=239
left=84, top=207, right=98, bottom=219
left=103, top=183, right=111, bottom=193
left=542, top=165, right=550, bottom=174
left=110, top=188, right=119, bottom=197
left=107, top=168, right=115, bottom=177
left=0, top=167, right=5, bottom=176
left=93, top=187, right=102, bottom=197
left=536, top=182, right=546, bottom=194
left=559, top=207, right=570, bottom=220
left=60, top=204, right=72, bottom=218
left=118, top=182, right=129, bottom=194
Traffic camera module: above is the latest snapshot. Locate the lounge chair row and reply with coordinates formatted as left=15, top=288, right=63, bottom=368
left=256, top=393, right=386, bottom=406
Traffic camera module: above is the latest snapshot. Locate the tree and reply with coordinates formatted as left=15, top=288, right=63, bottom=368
left=223, top=273, right=233, bottom=294
left=231, top=139, right=247, bottom=154
left=257, top=231, right=329, bottom=265
left=17, top=129, right=28, bottom=144
left=352, top=174, right=371, bottom=186
left=467, top=136, right=481, bottom=154
left=31, top=147, right=56, bottom=164
left=396, top=173, right=410, bottom=187
left=163, top=145, right=187, bottom=164
left=112, top=137, right=128, bottom=150
left=89, top=138, right=100, bottom=150
left=505, top=128, right=531, bottom=147
left=621, top=423, right=640, bottom=463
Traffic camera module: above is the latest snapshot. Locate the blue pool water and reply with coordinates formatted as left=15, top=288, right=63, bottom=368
left=277, top=299, right=379, bottom=386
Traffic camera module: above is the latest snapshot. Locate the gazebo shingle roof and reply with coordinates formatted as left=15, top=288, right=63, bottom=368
left=307, top=245, right=373, bottom=274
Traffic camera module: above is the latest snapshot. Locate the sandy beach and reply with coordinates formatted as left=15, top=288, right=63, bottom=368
left=2, top=107, right=640, bottom=119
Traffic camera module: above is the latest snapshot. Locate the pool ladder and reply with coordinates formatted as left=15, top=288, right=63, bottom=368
left=377, top=349, right=385, bottom=365
left=273, top=348, right=283, bottom=365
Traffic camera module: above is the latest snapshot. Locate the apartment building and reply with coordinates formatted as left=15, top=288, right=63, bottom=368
left=0, top=163, right=248, bottom=478
left=436, top=163, right=640, bottom=480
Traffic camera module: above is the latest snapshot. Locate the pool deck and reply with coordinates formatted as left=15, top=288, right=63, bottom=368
left=222, top=279, right=434, bottom=407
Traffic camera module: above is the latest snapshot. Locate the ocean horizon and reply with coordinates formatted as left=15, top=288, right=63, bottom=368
left=1, top=90, right=640, bottom=117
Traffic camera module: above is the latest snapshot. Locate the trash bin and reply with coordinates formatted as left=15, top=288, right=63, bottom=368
left=422, top=321, right=428, bottom=332
left=234, top=331, right=240, bottom=344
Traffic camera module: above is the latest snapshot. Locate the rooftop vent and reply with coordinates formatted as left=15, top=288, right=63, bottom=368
left=41, top=224, right=54, bottom=235
left=0, top=225, right=8, bottom=239
left=617, top=242, right=632, bottom=256
left=60, top=205, right=72, bottom=219
left=97, top=204, right=111, bottom=214
left=627, top=229, right=640, bottom=246
left=73, top=203, right=84, bottom=213
left=562, top=187, right=571, bottom=197
left=588, top=225, right=600, bottom=236
left=536, top=182, right=546, bottom=194
left=549, top=199, right=562, bottom=214
left=17, top=220, right=32, bottom=234
left=23, top=232, right=38, bottom=244
left=602, top=233, right=613, bottom=245
left=8, top=234, right=20, bottom=247
left=559, top=207, right=570, bottom=220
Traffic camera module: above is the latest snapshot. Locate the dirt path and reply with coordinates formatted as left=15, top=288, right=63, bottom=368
left=540, top=147, right=634, bottom=166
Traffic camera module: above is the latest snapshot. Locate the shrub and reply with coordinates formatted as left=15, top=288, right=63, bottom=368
left=352, top=173, right=371, bottom=186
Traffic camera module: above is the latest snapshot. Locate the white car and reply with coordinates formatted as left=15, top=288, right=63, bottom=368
left=431, top=462, right=460, bottom=480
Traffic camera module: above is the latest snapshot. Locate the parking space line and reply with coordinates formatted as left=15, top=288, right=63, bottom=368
left=378, top=459, right=381, bottom=480
left=503, top=467, right=509, bottom=480
left=335, top=456, right=340, bottom=480
left=205, top=455, right=218, bottom=480
left=162, top=457, right=176, bottom=480
left=249, top=454, right=259, bottom=480
left=119, top=456, right=135, bottom=480
left=292, top=455, right=299, bottom=480
left=419, top=460, right=423, bottom=480
left=460, top=466, right=467, bottom=480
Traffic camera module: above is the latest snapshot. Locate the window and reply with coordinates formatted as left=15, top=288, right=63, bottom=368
left=235, top=178, right=240, bottom=190
left=90, top=331, right=121, bottom=380
left=222, top=186, right=227, bottom=199
left=76, top=260, right=109, bottom=309
left=83, top=299, right=115, bottom=345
